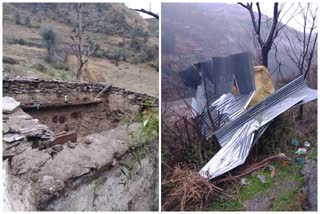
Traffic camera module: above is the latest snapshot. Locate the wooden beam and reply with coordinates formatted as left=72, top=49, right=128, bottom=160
left=21, top=100, right=102, bottom=111
left=53, top=130, right=77, bottom=145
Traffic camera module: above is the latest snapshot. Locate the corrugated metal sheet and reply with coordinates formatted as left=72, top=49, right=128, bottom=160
left=180, top=52, right=255, bottom=115
left=216, top=76, right=315, bottom=146
left=200, top=76, right=317, bottom=179
left=198, top=92, right=254, bottom=140
left=178, top=52, right=317, bottom=181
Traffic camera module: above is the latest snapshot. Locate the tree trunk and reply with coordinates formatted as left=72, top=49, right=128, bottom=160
left=298, top=105, right=303, bottom=120
left=76, top=64, right=83, bottom=81
left=262, top=47, right=269, bottom=68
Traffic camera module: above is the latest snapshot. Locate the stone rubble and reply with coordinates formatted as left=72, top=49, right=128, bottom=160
left=3, top=96, right=20, bottom=113
left=2, top=77, right=158, bottom=211
left=3, top=98, right=54, bottom=157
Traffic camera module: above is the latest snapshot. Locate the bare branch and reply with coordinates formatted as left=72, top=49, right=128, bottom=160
left=130, top=8, right=159, bottom=19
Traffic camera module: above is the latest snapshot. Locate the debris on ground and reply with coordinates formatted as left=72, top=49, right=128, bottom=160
left=257, top=174, right=267, bottom=184
left=3, top=96, right=20, bottom=113
left=304, top=141, right=311, bottom=147
left=161, top=165, right=222, bottom=211
left=296, top=157, right=304, bottom=165
left=241, top=178, right=250, bottom=186
left=291, top=139, right=300, bottom=146
left=178, top=52, right=317, bottom=180
left=3, top=87, right=159, bottom=211
left=215, top=153, right=290, bottom=184
left=3, top=98, right=55, bottom=158
left=295, top=148, right=307, bottom=155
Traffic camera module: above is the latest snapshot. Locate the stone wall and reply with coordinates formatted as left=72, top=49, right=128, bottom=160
left=3, top=76, right=156, bottom=136
left=3, top=76, right=153, bottom=104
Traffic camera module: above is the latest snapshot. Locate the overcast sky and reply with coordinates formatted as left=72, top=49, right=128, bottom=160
left=159, top=1, right=317, bottom=32
left=250, top=2, right=317, bottom=32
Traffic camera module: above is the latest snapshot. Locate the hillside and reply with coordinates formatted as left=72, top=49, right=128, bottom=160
left=3, top=3, right=159, bottom=96
left=161, top=3, right=316, bottom=100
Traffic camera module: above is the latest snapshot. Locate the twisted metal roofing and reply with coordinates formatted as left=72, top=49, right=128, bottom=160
left=200, top=76, right=317, bottom=179
left=178, top=52, right=317, bottom=180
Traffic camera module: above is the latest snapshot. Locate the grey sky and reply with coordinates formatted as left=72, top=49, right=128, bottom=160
left=246, top=2, right=318, bottom=32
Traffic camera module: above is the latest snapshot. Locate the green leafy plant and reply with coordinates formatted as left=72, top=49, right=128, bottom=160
left=120, top=107, right=158, bottom=180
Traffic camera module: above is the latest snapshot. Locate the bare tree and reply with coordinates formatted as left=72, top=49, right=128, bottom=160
left=69, top=3, right=96, bottom=81
left=282, top=3, right=318, bottom=80
left=238, top=2, right=280, bottom=68
left=238, top=3, right=298, bottom=69
left=281, top=3, right=318, bottom=119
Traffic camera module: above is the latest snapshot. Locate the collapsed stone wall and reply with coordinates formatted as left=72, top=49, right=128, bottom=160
left=3, top=76, right=155, bottom=136
left=3, top=76, right=159, bottom=211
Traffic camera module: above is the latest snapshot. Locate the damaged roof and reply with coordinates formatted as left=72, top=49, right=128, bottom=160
left=179, top=52, right=317, bottom=180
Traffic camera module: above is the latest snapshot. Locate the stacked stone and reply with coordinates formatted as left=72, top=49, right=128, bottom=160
left=3, top=75, right=154, bottom=105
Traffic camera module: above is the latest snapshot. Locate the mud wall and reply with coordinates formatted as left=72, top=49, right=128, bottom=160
left=3, top=76, right=154, bottom=136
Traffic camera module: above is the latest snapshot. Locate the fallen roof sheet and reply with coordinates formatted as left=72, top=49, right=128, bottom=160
left=198, top=92, right=255, bottom=140
left=199, top=76, right=317, bottom=179
left=179, top=52, right=317, bottom=180
left=180, top=52, right=255, bottom=116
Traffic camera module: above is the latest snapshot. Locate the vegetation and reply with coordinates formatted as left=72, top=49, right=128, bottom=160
left=130, top=26, right=149, bottom=51
left=25, top=16, right=31, bottom=27
left=121, top=99, right=159, bottom=179
left=137, top=45, right=158, bottom=63
left=40, top=25, right=56, bottom=62
left=3, top=3, right=159, bottom=97
left=15, top=11, right=21, bottom=25
left=162, top=92, right=316, bottom=211
left=112, top=46, right=128, bottom=66
left=68, top=3, right=96, bottom=81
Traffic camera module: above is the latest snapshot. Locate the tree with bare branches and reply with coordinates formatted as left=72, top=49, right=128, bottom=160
left=69, top=3, right=96, bottom=81
left=238, top=2, right=299, bottom=69
left=281, top=3, right=318, bottom=119
left=282, top=3, right=318, bottom=80
left=238, top=2, right=280, bottom=68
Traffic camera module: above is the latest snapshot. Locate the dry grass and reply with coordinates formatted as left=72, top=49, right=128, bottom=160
left=3, top=5, right=159, bottom=96
left=161, top=165, right=222, bottom=211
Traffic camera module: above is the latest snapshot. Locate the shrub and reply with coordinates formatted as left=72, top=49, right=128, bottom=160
left=15, top=12, right=21, bottom=25
left=15, top=38, right=26, bottom=45
left=130, top=26, right=149, bottom=50
left=88, top=40, right=99, bottom=52
left=131, top=26, right=148, bottom=38
left=112, top=46, right=128, bottom=66
left=53, top=62, right=70, bottom=71
left=25, top=16, right=31, bottom=27
left=135, top=45, right=158, bottom=63
left=40, top=25, right=56, bottom=62
left=31, top=63, right=47, bottom=72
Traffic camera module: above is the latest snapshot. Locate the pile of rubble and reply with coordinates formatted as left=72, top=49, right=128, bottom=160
left=3, top=97, right=54, bottom=160
left=3, top=96, right=158, bottom=211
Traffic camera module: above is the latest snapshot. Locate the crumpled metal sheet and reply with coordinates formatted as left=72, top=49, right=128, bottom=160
left=199, top=76, right=317, bottom=180
left=198, top=92, right=255, bottom=140
left=179, top=52, right=317, bottom=180
left=180, top=52, right=255, bottom=116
